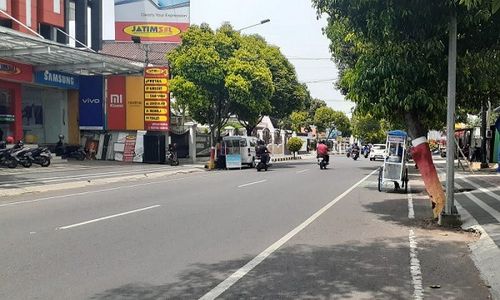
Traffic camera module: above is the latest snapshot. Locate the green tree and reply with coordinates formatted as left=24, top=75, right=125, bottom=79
left=168, top=24, right=233, bottom=146
left=290, top=111, right=309, bottom=132
left=313, top=107, right=351, bottom=136
left=351, top=113, right=386, bottom=144
left=287, top=137, right=303, bottom=158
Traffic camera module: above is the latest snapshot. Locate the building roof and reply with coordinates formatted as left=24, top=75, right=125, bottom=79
left=100, top=41, right=179, bottom=66
left=0, top=26, right=144, bottom=75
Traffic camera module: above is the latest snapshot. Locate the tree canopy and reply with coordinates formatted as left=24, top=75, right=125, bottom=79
left=313, top=106, right=351, bottom=136
left=167, top=23, right=307, bottom=139
left=312, top=0, right=500, bottom=138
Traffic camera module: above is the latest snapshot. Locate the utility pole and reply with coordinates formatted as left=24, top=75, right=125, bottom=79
left=441, top=11, right=461, bottom=225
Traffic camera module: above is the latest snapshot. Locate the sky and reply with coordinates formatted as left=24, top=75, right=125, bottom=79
left=103, top=0, right=355, bottom=116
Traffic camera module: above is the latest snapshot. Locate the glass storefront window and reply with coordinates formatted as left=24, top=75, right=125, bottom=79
left=0, top=88, right=14, bottom=140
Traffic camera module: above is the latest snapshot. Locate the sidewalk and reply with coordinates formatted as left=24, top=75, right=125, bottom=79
left=430, top=156, right=500, bottom=299
left=0, top=159, right=206, bottom=197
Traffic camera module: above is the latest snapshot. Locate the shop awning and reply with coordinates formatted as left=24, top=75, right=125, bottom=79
left=0, top=26, right=144, bottom=75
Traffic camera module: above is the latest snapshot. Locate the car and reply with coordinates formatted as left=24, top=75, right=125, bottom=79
left=369, top=144, right=387, bottom=161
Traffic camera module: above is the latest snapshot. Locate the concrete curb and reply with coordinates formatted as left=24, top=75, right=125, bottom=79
left=0, top=167, right=205, bottom=198
left=271, top=156, right=302, bottom=162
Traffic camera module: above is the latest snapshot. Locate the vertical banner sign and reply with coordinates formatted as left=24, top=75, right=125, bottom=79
left=126, top=76, right=145, bottom=130
left=79, top=75, right=104, bottom=130
left=144, top=67, right=169, bottom=131
left=123, top=135, right=137, bottom=162
left=107, top=76, right=127, bottom=130
left=114, top=0, right=190, bottom=43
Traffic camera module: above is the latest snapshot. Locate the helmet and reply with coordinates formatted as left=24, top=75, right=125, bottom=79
left=6, top=136, right=14, bottom=144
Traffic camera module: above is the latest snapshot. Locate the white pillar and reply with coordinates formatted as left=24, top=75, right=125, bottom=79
left=187, top=122, right=197, bottom=164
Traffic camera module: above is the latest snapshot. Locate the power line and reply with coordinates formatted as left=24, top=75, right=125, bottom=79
left=286, top=57, right=332, bottom=61
left=302, top=78, right=337, bottom=84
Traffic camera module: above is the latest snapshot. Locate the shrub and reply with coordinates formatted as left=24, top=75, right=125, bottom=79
left=288, top=137, right=303, bottom=158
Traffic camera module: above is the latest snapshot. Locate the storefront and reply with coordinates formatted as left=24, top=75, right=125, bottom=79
left=21, top=70, right=80, bottom=144
left=0, top=25, right=144, bottom=145
left=0, top=59, right=32, bottom=141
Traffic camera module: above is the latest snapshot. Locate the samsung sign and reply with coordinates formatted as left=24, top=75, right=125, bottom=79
left=34, top=70, right=80, bottom=89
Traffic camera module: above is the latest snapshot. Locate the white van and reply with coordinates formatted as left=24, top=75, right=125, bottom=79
left=223, top=136, right=258, bottom=167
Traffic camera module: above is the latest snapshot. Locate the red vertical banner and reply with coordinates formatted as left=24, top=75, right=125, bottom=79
left=107, top=76, right=127, bottom=130
left=144, top=67, right=169, bottom=131
left=123, top=135, right=137, bottom=162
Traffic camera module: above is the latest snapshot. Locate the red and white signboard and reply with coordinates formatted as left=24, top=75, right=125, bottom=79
left=114, top=0, right=190, bottom=43
left=144, top=67, right=170, bottom=131
left=106, top=76, right=127, bottom=130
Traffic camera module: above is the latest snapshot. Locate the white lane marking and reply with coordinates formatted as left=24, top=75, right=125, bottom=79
left=57, top=205, right=160, bottom=230
left=199, top=169, right=378, bottom=300
left=296, top=169, right=309, bottom=174
left=237, top=180, right=267, bottom=188
left=0, top=174, right=210, bottom=208
left=407, top=183, right=415, bottom=219
left=455, top=182, right=500, bottom=222
left=457, top=177, right=500, bottom=202
left=409, top=229, right=424, bottom=300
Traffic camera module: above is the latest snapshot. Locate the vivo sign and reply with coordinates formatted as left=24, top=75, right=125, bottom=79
left=81, top=98, right=101, bottom=104
left=79, top=76, right=104, bottom=130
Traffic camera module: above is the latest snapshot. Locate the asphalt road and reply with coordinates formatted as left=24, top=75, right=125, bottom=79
left=0, top=156, right=490, bottom=299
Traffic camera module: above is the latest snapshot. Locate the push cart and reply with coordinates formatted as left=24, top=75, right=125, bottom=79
left=377, top=130, right=409, bottom=193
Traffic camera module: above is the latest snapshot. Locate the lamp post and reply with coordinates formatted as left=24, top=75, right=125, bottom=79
left=132, top=36, right=151, bottom=67
left=236, top=19, right=270, bottom=32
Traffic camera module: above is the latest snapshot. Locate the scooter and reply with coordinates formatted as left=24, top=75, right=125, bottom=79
left=0, top=148, right=17, bottom=168
left=256, top=154, right=270, bottom=171
left=166, top=150, right=179, bottom=166
left=318, top=156, right=328, bottom=169
left=352, top=148, right=360, bottom=160
left=26, top=147, right=52, bottom=167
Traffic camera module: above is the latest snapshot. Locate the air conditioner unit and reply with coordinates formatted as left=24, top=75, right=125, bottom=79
left=486, top=130, right=493, bottom=139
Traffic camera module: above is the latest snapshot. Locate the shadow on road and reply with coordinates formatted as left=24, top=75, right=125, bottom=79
left=90, top=236, right=485, bottom=300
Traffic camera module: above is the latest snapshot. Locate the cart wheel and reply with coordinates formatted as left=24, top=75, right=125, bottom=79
left=404, top=168, right=409, bottom=193
left=377, top=167, right=383, bottom=192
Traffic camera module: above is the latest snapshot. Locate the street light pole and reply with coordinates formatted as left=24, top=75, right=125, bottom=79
left=236, top=19, right=270, bottom=32
left=441, top=11, right=461, bottom=225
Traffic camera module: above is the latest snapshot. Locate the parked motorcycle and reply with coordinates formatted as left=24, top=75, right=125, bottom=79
left=26, top=147, right=52, bottom=167
left=0, top=148, right=17, bottom=168
left=61, top=146, right=86, bottom=161
left=166, top=150, right=179, bottom=166
left=5, top=141, right=32, bottom=168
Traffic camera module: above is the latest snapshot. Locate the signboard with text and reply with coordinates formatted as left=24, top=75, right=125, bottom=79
left=144, top=67, right=169, bottom=131
left=107, top=76, right=127, bottom=130
left=114, top=0, right=190, bottom=43
left=79, top=76, right=104, bottom=130
left=0, top=59, right=33, bottom=83
left=35, top=70, right=79, bottom=89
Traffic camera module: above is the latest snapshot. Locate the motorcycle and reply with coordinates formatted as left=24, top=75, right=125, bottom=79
left=166, top=150, right=179, bottom=166
left=255, top=154, right=270, bottom=171
left=0, top=148, right=17, bottom=168
left=318, top=156, right=328, bottom=169
left=352, top=148, right=360, bottom=160
left=61, top=146, right=86, bottom=161
left=26, top=147, right=52, bottom=167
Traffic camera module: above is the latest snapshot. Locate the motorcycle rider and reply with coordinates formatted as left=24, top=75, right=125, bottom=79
left=317, top=140, right=329, bottom=164
left=255, top=140, right=270, bottom=168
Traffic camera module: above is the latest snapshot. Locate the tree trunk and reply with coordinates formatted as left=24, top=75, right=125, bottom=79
left=405, top=112, right=445, bottom=218
left=480, top=101, right=488, bottom=168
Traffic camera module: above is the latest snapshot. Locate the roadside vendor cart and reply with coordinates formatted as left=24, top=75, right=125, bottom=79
left=377, top=130, right=409, bottom=193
